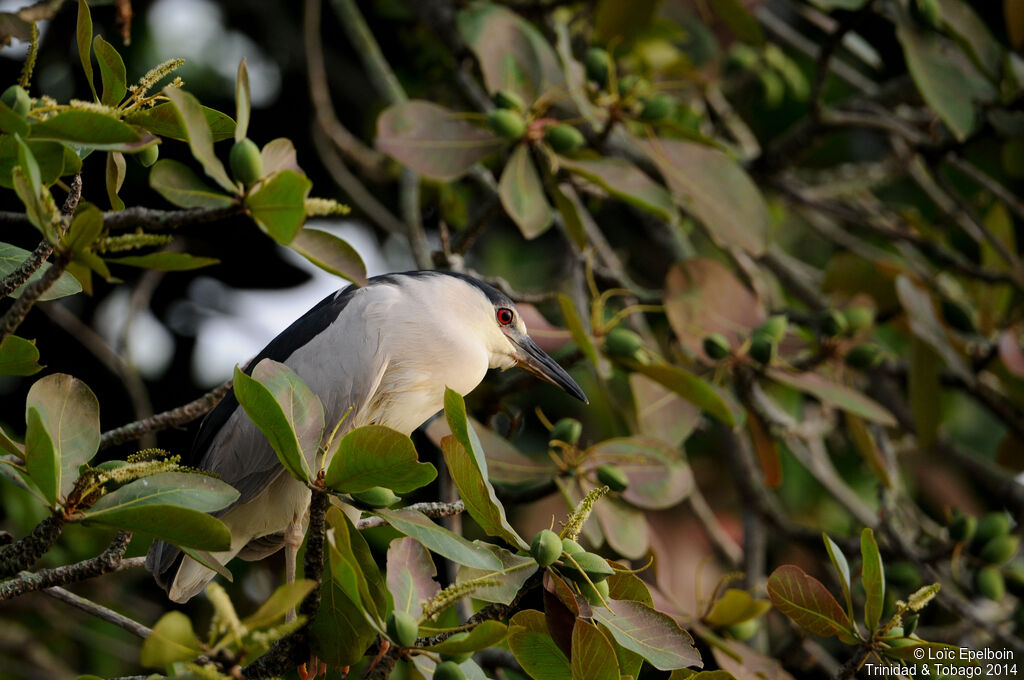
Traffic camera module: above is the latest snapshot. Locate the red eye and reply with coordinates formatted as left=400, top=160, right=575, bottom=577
left=497, top=308, right=514, bottom=326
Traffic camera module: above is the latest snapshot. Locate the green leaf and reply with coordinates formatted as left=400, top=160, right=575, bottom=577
left=823, top=533, right=855, bottom=623
left=861, top=527, right=884, bottom=632
left=499, top=144, right=553, bottom=239
left=289, top=228, right=367, bottom=286
left=105, top=151, right=125, bottom=211
left=386, top=537, right=440, bottom=619
left=376, top=100, right=504, bottom=181
left=547, top=181, right=587, bottom=250
left=895, top=275, right=971, bottom=381
left=11, top=167, right=50, bottom=239
left=149, top=159, right=236, bottom=209
left=457, top=3, right=564, bottom=103
left=0, top=99, right=29, bottom=137
left=765, top=369, right=897, bottom=427
left=76, top=0, right=97, bottom=101
left=241, top=579, right=317, bottom=630
left=0, top=243, right=83, bottom=301
left=260, top=137, right=301, bottom=175
left=442, top=388, right=527, bottom=549
left=140, top=611, right=201, bottom=668
left=643, top=137, right=768, bottom=256
left=325, top=507, right=388, bottom=621
left=83, top=471, right=238, bottom=514
left=508, top=611, right=572, bottom=680
left=704, top=589, right=772, bottom=627
left=25, top=373, right=100, bottom=505
left=456, top=541, right=538, bottom=604
left=591, top=599, right=702, bottom=670
left=325, top=425, right=436, bottom=494
left=311, top=567, right=376, bottom=666
left=30, top=111, right=147, bottom=151
left=373, top=508, right=503, bottom=570
left=559, top=157, right=677, bottom=223
left=572, top=620, right=620, bottom=680
left=909, top=338, right=941, bottom=451
left=233, top=359, right=324, bottom=484
left=629, top=362, right=738, bottom=427
left=235, top=58, right=251, bottom=142
left=424, top=621, right=508, bottom=654
left=589, top=487, right=649, bottom=559
left=126, top=102, right=236, bottom=142
left=14, top=133, right=40, bottom=195
left=163, top=86, right=236, bottom=192
left=708, top=0, right=763, bottom=45
left=64, top=204, right=104, bottom=254
left=630, top=374, right=700, bottom=448
left=105, top=252, right=220, bottom=271
left=593, top=0, right=659, bottom=44
left=557, top=293, right=598, bottom=367
left=0, top=335, right=41, bottom=376
left=246, top=169, right=312, bottom=244
left=425, top=416, right=557, bottom=489
left=83, top=504, right=233, bottom=551
left=766, top=565, right=856, bottom=641
left=935, top=0, right=1003, bottom=78
left=93, top=35, right=127, bottom=107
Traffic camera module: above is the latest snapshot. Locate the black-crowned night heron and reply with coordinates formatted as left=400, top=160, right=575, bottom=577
left=147, top=271, right=586, bottom=602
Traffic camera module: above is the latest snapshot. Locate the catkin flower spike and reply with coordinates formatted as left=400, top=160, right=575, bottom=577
left=560, top=485, right=609, bottom=541
left=420, top=575, right=500, bottom=621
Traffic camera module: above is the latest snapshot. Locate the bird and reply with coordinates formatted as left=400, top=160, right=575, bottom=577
left=147, top=270, right=587, bottom=602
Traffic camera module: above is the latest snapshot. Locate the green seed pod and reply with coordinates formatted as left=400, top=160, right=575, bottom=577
left=137, top=144, right=160, bottom=168
left=350, top=486, right=400, bottom=508
left=948, top=512, right=976, bottom=543
left=886, top=562, right=923, bottom=590
left=726, top=44, right=760, bottom=71
left=561, top=538, right=585, bottom=557
left=726, top=619, right=759, bottom=641
left=1, top=85, right=30, bottom=115
left=550, top=418, right=582, bottom=446
left=596, top=464, right=628, bottom=493
left=434, top=660, right=467, bottom=680
left=940, top=300, right=976, bottom=334
left=493, top=90, right=526, bottom=112
left=638, top=94, right=674, bottom=121
left=568, top=552, right=615, bottom=582
left=703, top=333, right=731, bottom=360
left=1004, top=565, right=1024, bottom=598
left=530, top=529, right=562, bottom=567
left=756, top=315, right=788, bottom=344
left=544, top=124, right=585, bottom=153
left=385, top=610, right=418, bottom=648
left=976, top=566, right=1006, bottom=601
left=975, top=512, right=1012, bottom=546
left=604, top=327, right=645, bottom=360
left=820, top=310, right=848, bottom=337
left=843, top=307, right=875, bottom=333
left=845, top=343, right=882, bottom=369
left=912, top=0, right=943, bottom=29
left=749, top=335, right=774, bottom=364
left=980, top=535, right=1019, bottom=565
left=883, top=626, right=904, bottom=639
left=229, top=138, right=263, bottom=186
left=580, top=578, right=610, bottom=606
left=488, top=109, right=526, bottom=141
left=903, top=614, right=919, bottom=637
left=583, top=47, right=610, bottom=87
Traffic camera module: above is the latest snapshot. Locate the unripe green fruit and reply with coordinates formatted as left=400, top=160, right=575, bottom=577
left=940, top=300, right=976, bottom=334
left=386, top=610, right=418, bottom=648
left=583, top=47, right=610, bottom=87
left=980, top=535, right=1019, bottom=565
left=703, top=333, right=731, bottom=360
left=544, top=124, right=585, bottom=153
left=638, top=94, right=674, bottom=121
left=883, top=626, right=904, bottom=639
left=845, top=343, right=882, bottom=369
left=493, top=90, right=526, bottom=112
left=903, top=614, right=919, bottom=637
left=596, top=464, right=628, bottom=492
left=756, top=315, right=788, bottom=344
left=948, top=513, right=976, bottom=543
left=976, top=566, right=1006, bottom=601
left=1005, top=566, right=1024, bottom=598
left=820, top=310, right=848, bottom=337
left=726, top=44, right=760, bottom=70
left=912, top=0, right=943, bottom=29
left=749, top=335, right=774, bottom=364
left=530, top=529, right=562, bottom=567
left=567, top=552, right=614, bottom=582
left=350, top=486, right=400, bottom=508
left=726, top=619, right=759, bottom=641
left=580, top=578, right=610, bottom=606
left=843, top=307, right=874, bottom=333
left=886, top=562, right=923, bottom=590
left=229, top=138, right=263, bottom=186
left=550, top=418, right=582, bottom=446
left=487, top=109, right=526, bottom=140
left=604, top=327, right=644, bottom=359
left=562, top=538, right=585, bottom=556
left=137, top=144, right=159, bottom=168
left=1, top=85, right=30, bottom=115
left=975, top=512, right=1012, bottom=546
left=434, top=660, right=466, bottom=680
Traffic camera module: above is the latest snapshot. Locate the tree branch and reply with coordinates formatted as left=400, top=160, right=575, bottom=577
left=99, top=380, right=231, bottom=450
left=43, top=586, right=152, bottom=639
left=355, top=500, right=465, bottom=530
left=0, top=204, right=244, bottom=233
left=0, top=512, right=66, bottom=579
left=0, top=532, right=139, bottom=600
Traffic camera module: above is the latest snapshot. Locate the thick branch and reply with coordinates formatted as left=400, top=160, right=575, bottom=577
left=0, top=204, right=243, bottom=233
left=0, top=239, right=54, bottom=299
left=355, top=500, right=465, bottom=529
left=0, top=250, right=70, bottom=346
left=0, top=512, right=66, bottom=578
left=0, top=532, right=137, bottom=600
left=99, top=380, right=231, bottom=450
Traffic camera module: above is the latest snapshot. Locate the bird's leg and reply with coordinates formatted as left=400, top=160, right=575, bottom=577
left=283, top=518, right=305, bottom=623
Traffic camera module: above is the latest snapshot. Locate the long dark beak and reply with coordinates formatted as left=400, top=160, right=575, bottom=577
left=510, top=333, right=588, bottom=403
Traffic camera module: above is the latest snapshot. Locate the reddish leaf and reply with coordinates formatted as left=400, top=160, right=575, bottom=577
left=766, top=565, right=855, bottom=641
left=571, top=620, right=620, bottom=680
left=586, top=437, right=693, bottom=509
left=746, top=408, right=781, bottom=488
left=765, top=369, right=897, bottom=426
left=998, top=328, right=1024, bottom=378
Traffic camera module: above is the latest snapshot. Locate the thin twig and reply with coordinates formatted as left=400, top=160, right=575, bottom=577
left=99, top=380, right=231, bottom=450
left=0, top=204, right=243, bottom=232
left=355, top=500, right=465, bottom=530
left=43, top=586, right=152, bottom=639
left=0, top=249, right=69, bottom=346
